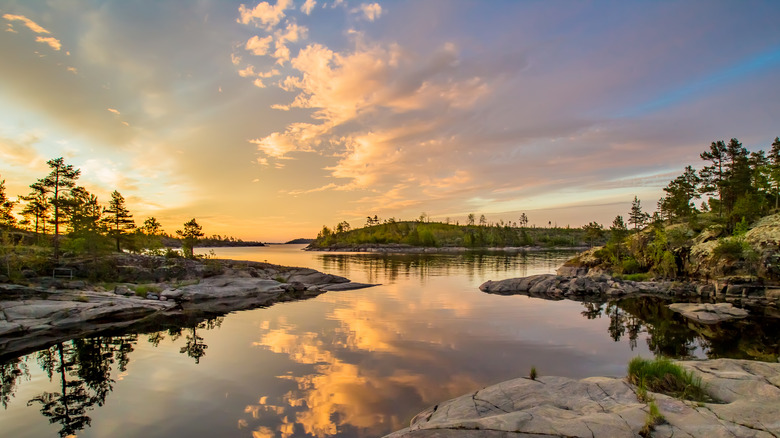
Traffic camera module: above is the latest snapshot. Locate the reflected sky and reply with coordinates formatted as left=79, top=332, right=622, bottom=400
left=8, top=245, right=772, bottom=437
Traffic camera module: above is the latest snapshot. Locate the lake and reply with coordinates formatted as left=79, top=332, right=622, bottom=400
left=1, top=245, right=776, bottom=438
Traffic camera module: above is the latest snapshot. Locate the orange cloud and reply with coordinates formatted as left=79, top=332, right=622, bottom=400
left=245, top=35, right=273, bottom=55
left=238, top=0, right=293, bottom=30
left=2, top=14, right=50, bottom=34
left=301, top=0, right=317, bottom=15
left=35, top=36, right=61, bottom=50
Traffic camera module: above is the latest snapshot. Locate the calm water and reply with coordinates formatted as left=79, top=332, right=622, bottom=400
left=1, top=245, right=776, bottom=438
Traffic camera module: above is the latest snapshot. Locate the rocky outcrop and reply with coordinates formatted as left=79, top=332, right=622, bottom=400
left=668, top=302, right=749, bottom=324
left=0, top=261, right=376, bottom=361
left=480, top=273, right=780, bottom=307
left=385, top=358, right=780, bottom=438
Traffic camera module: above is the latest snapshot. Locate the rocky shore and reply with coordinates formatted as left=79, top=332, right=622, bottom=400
left=0, top=256, right=374, bottom=361
left=306, top=243, right=587, bottom=253
left=385, top=358, right=780, bottom=437
left=480, top=269, right=780, bottom=313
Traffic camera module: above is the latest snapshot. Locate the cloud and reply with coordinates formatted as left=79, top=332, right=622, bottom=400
left=301, top=0, right=317, bottom=15
left=35, top=36, right=61, bottom=50
left=358, top=3, right=382, bottom=21
left=245, top=35, right=273, bottom=55
left=2, top=14, right=50, bottom=34
left=238, top=0, right=293, bottom=30
left=107, top=108, right=121, bottom=115
left=239, top=65, right=256, bottom=77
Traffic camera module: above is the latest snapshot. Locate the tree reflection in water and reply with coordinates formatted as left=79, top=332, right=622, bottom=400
left=27, top=336, right=136, bottom=437
left=583, top=296, right=779, bottom=360
left=0, top=316, right=224, bottom=437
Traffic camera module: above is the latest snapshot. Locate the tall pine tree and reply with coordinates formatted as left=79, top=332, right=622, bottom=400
left=102, top=191, right=135, bottom=252
left=40, top=158, right=81, bottom=261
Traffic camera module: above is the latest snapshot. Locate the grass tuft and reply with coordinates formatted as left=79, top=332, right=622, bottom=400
left=529, top=366, right=537, bottom=380
left=628, top=357, right=708, bottom=402
left=639, top=399, right=665, bottom=437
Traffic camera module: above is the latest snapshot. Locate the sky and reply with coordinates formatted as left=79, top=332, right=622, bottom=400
left=1, top=0, right=779, bottom=242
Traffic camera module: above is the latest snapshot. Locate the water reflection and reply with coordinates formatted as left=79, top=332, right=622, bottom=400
left=27, top=337, right=135, bottom=437
left=317, top=250, right=566, bottom=284
left=1, top=248, right=778, bottom=438
left=582, top=296, right=780, bottom=361
left=1, top=317, right=225, bottom=437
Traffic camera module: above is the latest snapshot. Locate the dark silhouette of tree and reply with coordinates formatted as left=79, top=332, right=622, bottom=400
left=176, top=218, right=204, bottom=259
left=0, top=177, right=16, bottom=228
left=518, top=213, right=528, bottom=228
left=467, top=213, right=475, bottom=226
left=20, top=181, right=50, bottom=236
left=102, top=190, right=135, bottom=252
left=142, top=217, right=162, bottom=235
left=40, top=158, right=81, bottom=261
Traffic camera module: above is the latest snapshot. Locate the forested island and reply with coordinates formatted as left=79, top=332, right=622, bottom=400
left=310, top=137, right=780, bottom=286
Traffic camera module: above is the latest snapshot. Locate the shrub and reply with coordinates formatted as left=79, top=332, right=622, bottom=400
left=134, top=284, right=162, bottom=298
left=712, top=238, right=746, bottom=262
left=627, top=357, right=708, bottom=402
left=620, top=258, right=641, bottom=274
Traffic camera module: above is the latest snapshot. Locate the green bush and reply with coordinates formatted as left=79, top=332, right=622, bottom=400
left=712, top=238, right=746, bottom=262
left=627, top=357, right=708, bottom=402
left=620, top=258, right=641, bottom=274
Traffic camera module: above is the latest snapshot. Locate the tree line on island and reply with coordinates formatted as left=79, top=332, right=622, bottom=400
left=0, top=157, right=263, bottom=279
left=312, top=137, right=780, bottom=281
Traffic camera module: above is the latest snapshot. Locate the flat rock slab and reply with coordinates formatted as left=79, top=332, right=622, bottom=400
left=386, top=359, right=780, bottom=438
left=668, top=302, right=749, bottom=324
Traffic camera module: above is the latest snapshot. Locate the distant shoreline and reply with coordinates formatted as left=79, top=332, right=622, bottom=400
left=305, top=243, right=589, bottom=253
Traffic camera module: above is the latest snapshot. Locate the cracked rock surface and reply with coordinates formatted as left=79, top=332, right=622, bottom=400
left=385, top=359, right=780, bottom=437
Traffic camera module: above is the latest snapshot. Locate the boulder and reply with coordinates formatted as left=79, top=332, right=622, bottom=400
left=668, top=302, right=749, bottom=324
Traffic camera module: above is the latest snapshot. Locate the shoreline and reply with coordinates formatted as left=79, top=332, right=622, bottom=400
left=305, top=244, right=589, bottom=253
left=0, top=256, right=376, bottom=362
left=385, top=358, right=780, bottom=437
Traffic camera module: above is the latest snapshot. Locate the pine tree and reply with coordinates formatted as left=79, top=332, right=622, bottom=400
left=699, top=140, right=727, bottom=217
left=102, top=191, right=135, bottom=252
left=0, top=177, right=16, bottom=228
left=627, top=196, right=649, bottom=232
left=40, top=158, right=81, bottom=260
left=176, top=218, right=204, bottom=259
left=20, top=181, right=50, bottom=234
left=768, top=136, right=780, bottom=210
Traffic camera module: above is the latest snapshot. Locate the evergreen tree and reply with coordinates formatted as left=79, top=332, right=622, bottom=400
left=768, top=136, right=780, bottom=210
left=176, top=218, right=204, bottom=258
left=20, top=181, right=50, bottom=234
left=102, top=191, right=135, bottom=252
left=0, top=177, right=16, bottom=228
left=40, top=158, right=81, bottom=261
left=582, top=221, right=604, bottom=247
left=141, top=217, right=162, bottom=235
left=627, top=196, right=649, bottom=232
left=699, top=140, right=727, bottom=216
left=660, top=166, right=700, bottom=220
left=65, top=187, right=111, bottom=263
left=609, top=215, right=628, bottom=261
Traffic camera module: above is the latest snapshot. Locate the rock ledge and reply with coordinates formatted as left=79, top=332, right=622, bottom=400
left=385, top=358, right=780, bottom=438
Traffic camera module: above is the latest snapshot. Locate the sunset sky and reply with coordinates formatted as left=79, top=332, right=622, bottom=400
left=1, top=1, right=779, bottom=241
